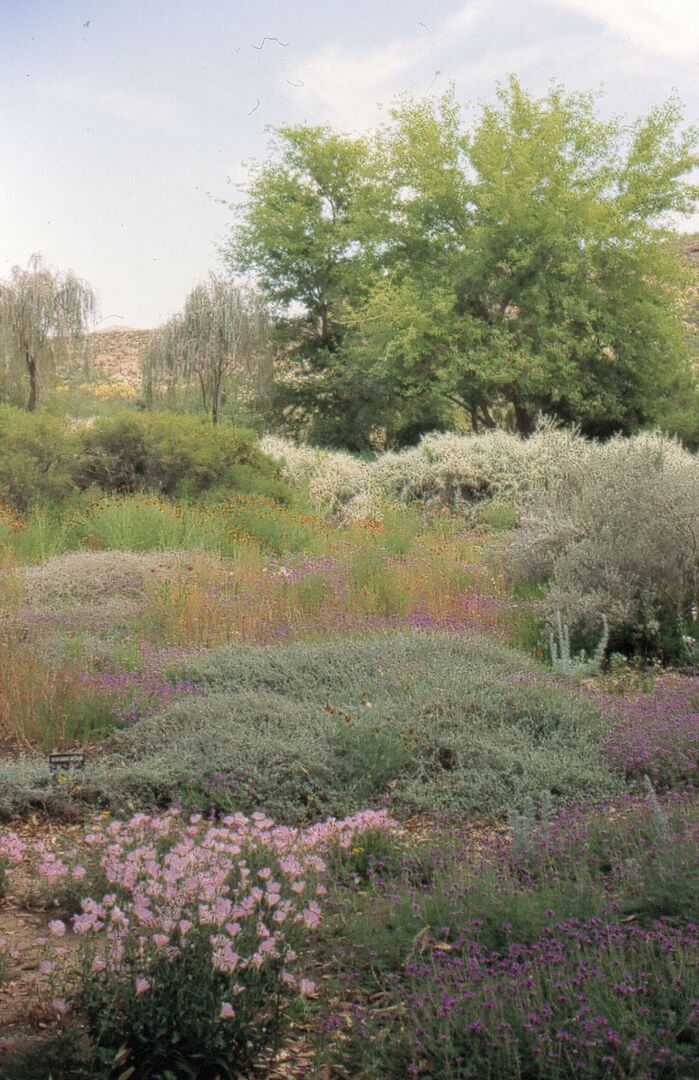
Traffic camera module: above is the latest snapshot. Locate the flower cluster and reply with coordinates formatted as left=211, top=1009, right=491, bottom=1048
left=596, top=675, right=699, bottom=787
left=22, top=808, right=398, bottom=1074
left=359, top=918, right=699, bottom=1078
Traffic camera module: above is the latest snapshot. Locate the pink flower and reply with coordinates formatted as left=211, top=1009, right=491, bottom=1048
left=219, top=1002, right=235, bottom=1019
left=39, top=959, right=56, bottom=974
left=135, top=978, right=151, bottom=994
left=52, top=999, right=67, bottom=1013
left=299, top=978, right=316, bottom=997
left=48, top=920, right=66, bottom=938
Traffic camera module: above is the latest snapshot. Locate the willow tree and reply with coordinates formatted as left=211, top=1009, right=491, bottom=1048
left=0, top=254, right=96, bottom=410
left=143, top=276, right=272, bottom=424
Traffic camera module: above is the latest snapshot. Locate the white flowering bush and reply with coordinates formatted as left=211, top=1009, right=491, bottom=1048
left=22, top=808, right=396, bottom=1077
left=261, top=421, right=596, bottom=519
left=260, top=435, right=374, bottom=518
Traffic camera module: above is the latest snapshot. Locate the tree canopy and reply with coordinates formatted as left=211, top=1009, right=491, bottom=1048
left=224, top=78, right=698, bottom=449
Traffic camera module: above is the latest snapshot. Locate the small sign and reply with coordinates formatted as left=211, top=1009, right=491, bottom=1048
left=48, top=752, right=86, bottom=773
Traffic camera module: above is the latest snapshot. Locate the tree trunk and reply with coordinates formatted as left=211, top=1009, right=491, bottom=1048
left=25, top=349, right=38, bottom=411
left=513, top=404, right=533, bottom=436
left=319, top=302, right=329, bottom=346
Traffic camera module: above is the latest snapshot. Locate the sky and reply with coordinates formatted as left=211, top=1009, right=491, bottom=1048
left=1, top=0, right=698, bottom=329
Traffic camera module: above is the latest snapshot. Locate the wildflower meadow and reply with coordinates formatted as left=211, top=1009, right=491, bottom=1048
left=0, top=410, right=697, bottom=1078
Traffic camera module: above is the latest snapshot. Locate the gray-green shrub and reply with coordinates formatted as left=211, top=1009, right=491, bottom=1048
left=507, top=431, right=699, bottom=660
left=21, top=634, right=618, bottom=824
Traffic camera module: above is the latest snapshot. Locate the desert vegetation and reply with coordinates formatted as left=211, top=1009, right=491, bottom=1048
left=0, top=74, right=698, bottom=1079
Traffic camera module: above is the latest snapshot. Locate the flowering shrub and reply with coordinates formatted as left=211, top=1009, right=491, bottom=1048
left=28, top=809, right=396, bottom=1077
left=0, top=831, right=25, bottom=899
left=261, top=422, right=598, bottom=519
left=324, top=792, right=699, bottom=1079
left=259, top=435, right=373, bottom=518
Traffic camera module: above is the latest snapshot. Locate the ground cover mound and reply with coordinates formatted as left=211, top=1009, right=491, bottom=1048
left=21, top=549, right=198, bottom=608
left=0, top=633, right=619, bottom=823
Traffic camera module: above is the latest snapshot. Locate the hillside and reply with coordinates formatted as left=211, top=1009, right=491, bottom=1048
left=79, top=326, right=155, bottom=388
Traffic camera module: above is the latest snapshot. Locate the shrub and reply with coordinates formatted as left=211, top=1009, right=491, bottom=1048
left=596, top=675, right=699, bottom=788
left=327, top=793, right=699, bottom=1079
left=75, top=411, right=287, bottom=500
left=82, top=634, right=617, bottom=821
left=507, top=431, right=699, bottom=661
left=262, top=422, right=595, bottom=518
left=259, top=435, right=372, bottom=518
left=21, top=549, right=195, bottom=607
left=0, top=406, right=76, bottom=511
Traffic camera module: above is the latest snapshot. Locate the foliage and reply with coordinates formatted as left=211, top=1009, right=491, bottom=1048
left=143, top=276, right=274, bottom=424
left=8, top=809, right=392, bottom=1078
left=0, top=254, right=96, bottom=411
left=549, top=612, right=609, bottom=677
left=226, top=81, right=698, bottom=448
left=595, top=675, right=699, bottom=788
left=74, top=410, right=284, bottom=498
left=0, top=406, right=77, bottom=511
left=507, top=430, right=699, bottom=661
left=65, top=633, right=618, bottom=822
left=0, top=627, right=121, bottom=750
left=326, top=793, right=699, bottom=1079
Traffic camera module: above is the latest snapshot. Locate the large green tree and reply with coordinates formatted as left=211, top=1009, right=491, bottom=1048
left=225, top=80, right=698, bottom=446
left=0, top=255, right=96, bottom=411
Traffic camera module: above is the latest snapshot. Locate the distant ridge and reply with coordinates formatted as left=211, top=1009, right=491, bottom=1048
left=80, top=326, right=155, bottom=388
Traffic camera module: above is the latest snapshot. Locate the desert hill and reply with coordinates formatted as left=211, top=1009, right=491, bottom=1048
left=78, top=326, right=156, bottom=389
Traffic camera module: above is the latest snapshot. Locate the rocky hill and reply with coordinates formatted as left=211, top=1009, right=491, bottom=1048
left=78, top=326, right=155, bottom=389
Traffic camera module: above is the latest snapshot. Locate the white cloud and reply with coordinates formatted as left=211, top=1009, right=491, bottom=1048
left=285, top=3, right=481, bottom=129
left=551, top=0, right=699, bottom=57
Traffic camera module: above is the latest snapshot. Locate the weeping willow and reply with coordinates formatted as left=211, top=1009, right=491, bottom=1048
left=0, top=254, right=96, bottom=410
left=143, top=275, right=273, bottom=423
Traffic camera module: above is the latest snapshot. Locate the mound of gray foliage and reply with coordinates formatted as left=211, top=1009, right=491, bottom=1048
left=0, top=633, right=619, bottom=823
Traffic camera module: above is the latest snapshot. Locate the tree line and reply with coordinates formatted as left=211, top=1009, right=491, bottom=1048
left=2, top=78, right=697, bottom=449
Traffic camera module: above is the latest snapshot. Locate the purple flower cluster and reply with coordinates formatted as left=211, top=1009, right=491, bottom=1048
left=595, top=675, right=699, bottom=787
left=384, top=918, right=699, bottom=1077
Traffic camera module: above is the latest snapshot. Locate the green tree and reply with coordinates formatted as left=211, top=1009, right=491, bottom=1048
left=225, top=80, right=698, bottom=446
left=0, top=255, right=96, bottom=411
left=224, top=126, right=393, bottom=443
left=372, top=80, right=698, bottom=436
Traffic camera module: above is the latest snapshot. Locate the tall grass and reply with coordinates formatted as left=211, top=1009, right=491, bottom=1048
left=134, top=527, right=512, bottom=647
left=0, top=628, right=119, bottom=750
